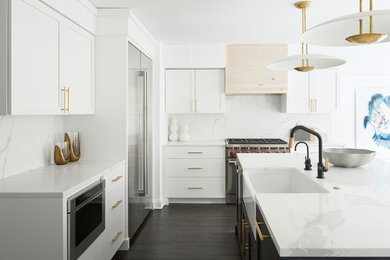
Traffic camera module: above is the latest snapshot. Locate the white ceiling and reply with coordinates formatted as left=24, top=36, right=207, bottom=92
left=89, top=0, right=390, bottom=44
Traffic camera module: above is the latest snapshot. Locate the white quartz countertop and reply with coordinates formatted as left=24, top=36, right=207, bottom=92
left=165, top=141, right=225, bottom=147
left=237, top=153, right=390, bottom=257
left=0, top=160, right=124, bottom=198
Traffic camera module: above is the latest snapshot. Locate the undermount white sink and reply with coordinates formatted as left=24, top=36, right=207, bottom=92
left=246, top=168, right=328, bottom=194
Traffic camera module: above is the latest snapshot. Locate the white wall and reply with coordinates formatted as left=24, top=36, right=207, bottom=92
left=168, top=96, right=332, bottom=142
left=0, top=116, right=63, bottom=179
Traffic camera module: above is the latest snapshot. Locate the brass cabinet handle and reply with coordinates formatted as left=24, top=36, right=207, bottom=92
left=61, top=88, right=67, bottom=112
left=188, top=167, right=203, bottom=170
left=67, top=87, right=70, bottom=112
left=112, top=231, right=123, bottom=242
left=187, top=151, right=203, bottom=154
left=255, top=221, right=271, bottom=241
left=310, top=99, right=313, bottom=112
left=241, top=220, right=249, bottom=251
left=112, top=176, right=123, bottom=182
left=112, top=200, right=123, bottom=209
left=188, top=187, right=203, bottom=189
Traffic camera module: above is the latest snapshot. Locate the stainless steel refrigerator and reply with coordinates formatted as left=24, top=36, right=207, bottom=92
left=128, top=42, right=153, bottom=240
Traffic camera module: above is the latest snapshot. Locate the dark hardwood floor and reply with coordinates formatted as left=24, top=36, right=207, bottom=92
left=113, top=204, right=241, bottom=260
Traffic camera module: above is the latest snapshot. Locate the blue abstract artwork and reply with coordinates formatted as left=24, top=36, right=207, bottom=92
left=363, top=93, right=390, bottom=149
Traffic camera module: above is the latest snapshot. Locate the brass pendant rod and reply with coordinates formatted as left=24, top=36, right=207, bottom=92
left=370, top=0, right=373, bottom=33
left=360, top=0, right=363, bottom=34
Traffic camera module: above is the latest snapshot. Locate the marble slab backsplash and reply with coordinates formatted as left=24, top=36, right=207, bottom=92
left=169, top=95, right=332, bottom=142
left=0, top=116, right=63, bottom=179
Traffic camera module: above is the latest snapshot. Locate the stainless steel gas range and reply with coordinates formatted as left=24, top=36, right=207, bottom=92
left=225, top=138, right=289, bottom=204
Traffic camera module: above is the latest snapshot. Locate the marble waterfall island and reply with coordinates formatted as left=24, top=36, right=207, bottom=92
left=238, top=153, right=390, bottom=258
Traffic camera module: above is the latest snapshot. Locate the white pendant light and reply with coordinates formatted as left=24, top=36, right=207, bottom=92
left=267, top=1, right=346, bottom=72
left=301, top=0, right=390, bottom=46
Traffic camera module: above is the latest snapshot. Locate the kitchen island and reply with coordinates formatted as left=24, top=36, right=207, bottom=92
left=237, top=153, right=390, bottom=258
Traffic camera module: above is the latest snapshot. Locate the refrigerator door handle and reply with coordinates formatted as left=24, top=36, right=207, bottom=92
left=143, top=71, right=148, bottom=196
left=136, top=71, right=147, bottom=196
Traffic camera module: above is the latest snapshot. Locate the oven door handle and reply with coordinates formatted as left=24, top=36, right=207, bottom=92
left=68, top=191, right=104, bottom=213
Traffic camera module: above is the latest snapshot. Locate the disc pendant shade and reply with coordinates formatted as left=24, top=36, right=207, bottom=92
left=301, top=0, right=390, bottom=46
left=267, top=1, right=346, bottom=72
left=267, top=54, right=346, bottom=71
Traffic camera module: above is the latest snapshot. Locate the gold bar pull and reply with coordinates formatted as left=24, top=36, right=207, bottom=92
left=112, top=200, right=123, bottom=209
left=187, top=151, right=203, bottom=154
left=188, top=187, right=203, bottom=189
left=66, top=88, right=70, bottom=112
left=61, top=88, right=66, bottom=112
left=112, top=231, right=123, bottom=243
left=310, top=99, right=313, bottom=112
left=255, top=221, right=271, bottom=241
left=188, top=167, right=203, bottom=170
left=112, top=176, right=123, bottom=182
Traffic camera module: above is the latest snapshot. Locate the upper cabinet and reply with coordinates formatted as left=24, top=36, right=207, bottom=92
left=164, top=44, right=225, bottom=68
left=10, top=0, right=63, bottom=115
left=60, top=20, right=95, bottom=114
left=282, top=69, right=340, bottom=113
left=166, top=69, right=225, bottom=114
left=0, top=0, right=95, bottom=115
left=225, top=44, right=288, bottom=95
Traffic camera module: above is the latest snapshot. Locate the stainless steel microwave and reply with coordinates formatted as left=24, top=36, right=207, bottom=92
left=67, top=180, right=105, bottom=260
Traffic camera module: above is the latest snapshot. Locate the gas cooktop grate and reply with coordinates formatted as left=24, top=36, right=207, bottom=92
left=226, top=138, right=287, bottom=145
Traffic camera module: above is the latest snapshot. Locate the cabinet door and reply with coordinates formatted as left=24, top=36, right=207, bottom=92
left=195, top=69, right=225, bottom=113
left=312, top=70, right=339, bottom=113
left=256, top=205, right=279, bottom=260
left=60, top=19, right=95, bottom=114
left=11, top=0, right=62, bottom=115
left=165, top=70, right=195, bottom=113
left=283, top=71, right=311, bottom=113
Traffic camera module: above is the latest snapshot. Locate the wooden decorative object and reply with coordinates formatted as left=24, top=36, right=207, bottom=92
left=54, top=145, right=69, bottom=165
left=65, top=133, right=80, bottom=162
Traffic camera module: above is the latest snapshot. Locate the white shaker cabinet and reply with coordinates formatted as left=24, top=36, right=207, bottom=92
left=0, top=0, right=95, bottom=115
left=165, top=69, right=225, bottom=114
left=60, top=19, right=95, bottom=114
left=10, top=0, right=63, bottom=115
left=166, top=70, right=195, bottom=114
left=283, top=69, right=339, bottom=114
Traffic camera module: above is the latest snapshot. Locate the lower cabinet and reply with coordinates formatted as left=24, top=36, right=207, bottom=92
left=79, top=164, right=126, bottom=260
left=255, top=205, right=279, bottom=260
left=164, top=146, right=225, bottom=200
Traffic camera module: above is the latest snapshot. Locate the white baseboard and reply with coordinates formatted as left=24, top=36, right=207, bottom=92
left=119, top=237, right=130, bottom=251
left=167, top=198, right=226, bottom=204
left=153, top=198, right=165, bottom=209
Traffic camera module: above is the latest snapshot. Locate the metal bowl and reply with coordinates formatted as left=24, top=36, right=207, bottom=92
left=323, top=148, right=376, bottom=168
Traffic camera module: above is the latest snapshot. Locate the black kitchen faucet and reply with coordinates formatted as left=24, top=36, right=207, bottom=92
left=289, top=125, right=328, bottom=178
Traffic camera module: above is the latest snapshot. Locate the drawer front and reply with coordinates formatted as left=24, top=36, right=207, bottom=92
left=166, top=146, right=224, bottom=159
left=166, top=159, right=225, bottom=178
left=104, top=163, right=125, bottom=192
left=105, top=184, right=126, bottom=259
left=166, top=178, right=225, bottom=198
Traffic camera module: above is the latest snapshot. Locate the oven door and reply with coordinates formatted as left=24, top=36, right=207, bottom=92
left=226, top=160, right=238, bottom=204
left=68, top=189, right=105, bottom=260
